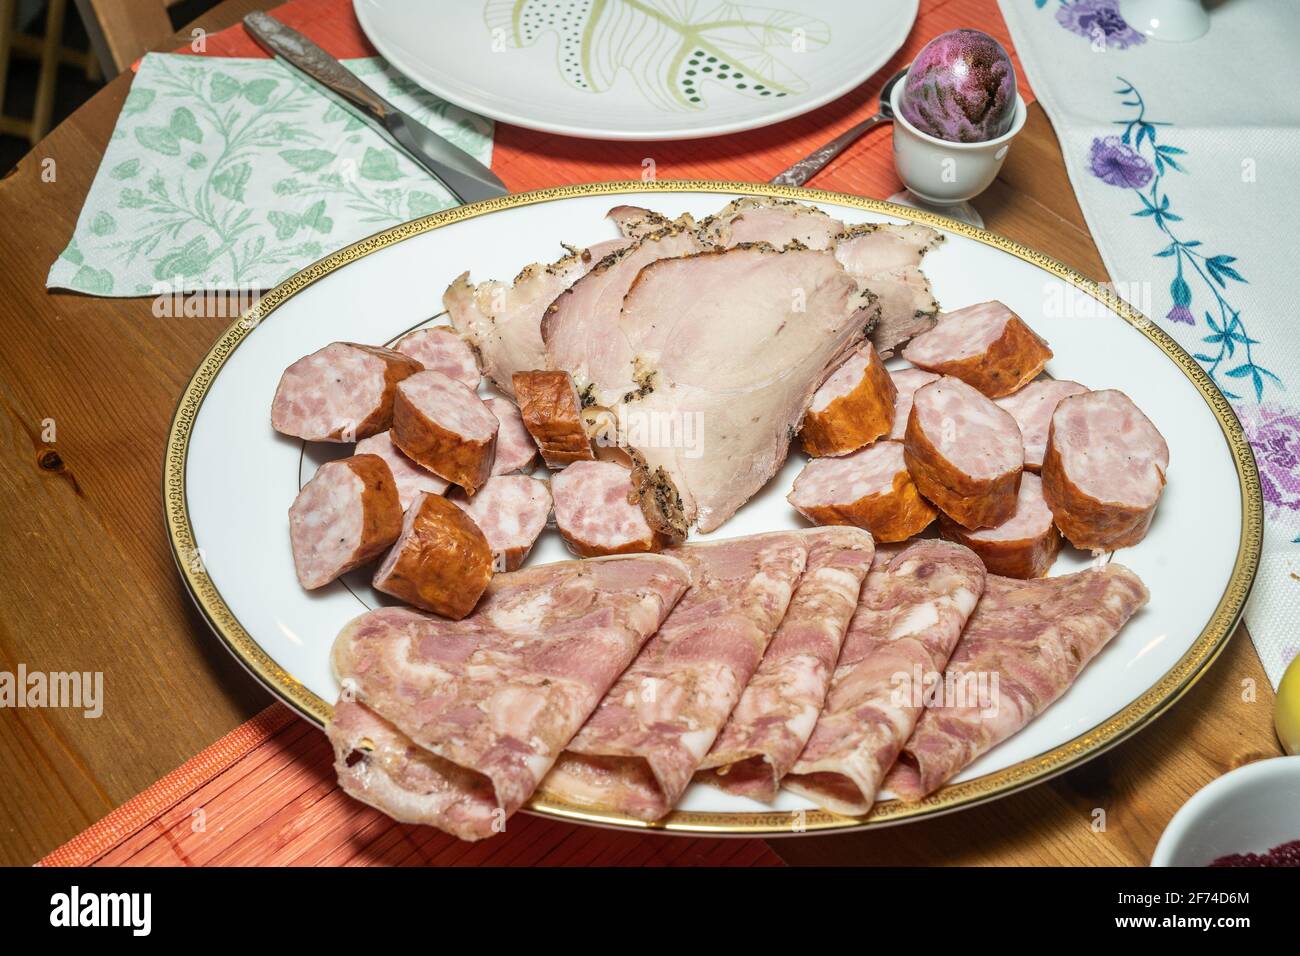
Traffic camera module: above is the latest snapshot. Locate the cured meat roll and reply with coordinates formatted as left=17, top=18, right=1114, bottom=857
left=902, top=301, right=1052, bottom=399
left=272, top=342, right=421, bottom=442
left=330, top=554, right=692, bottom=840
left=697, top=527, right=875, bottom=801
left=392, top=327, right=481, bottom=390
left=784, top=540, right=985, bottom=815
left=887, top=368, right=940, bottom=440
left=1041, top=389, right=1169, bottom=551
left=552, top=460, right=665, bottom=557
left=994, top=378, right=1088, bottom=471
left=903, top=376, right=1024, bottom=529
left=451, top=475, right=552, bottom=572
left=939, top=472, right=1062, bottom=579
left=486, top=397, right=539, bottom=476
left=371, top=492, right=494, bottom=619
left=392, top=370, right=499, bottom=495
left=800, top=345, right=897, bottom=457
left=541, top=532, right=809, bottom=821
left=788, top=440, right=937, bottom=542
left=512, top=369, right=595, bottom=468
left=885, top=565, right=1149, bottom=800
left=354, top=430, right=448, bottom=511
left=288, top=454, right=403, bottom=589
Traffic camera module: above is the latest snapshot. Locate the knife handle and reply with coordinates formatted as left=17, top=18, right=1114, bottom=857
left=243, top=11, right=389, bottom=120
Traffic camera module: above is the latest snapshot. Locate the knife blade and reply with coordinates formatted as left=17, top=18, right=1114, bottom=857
left=242, top=11, right=508, bottom=205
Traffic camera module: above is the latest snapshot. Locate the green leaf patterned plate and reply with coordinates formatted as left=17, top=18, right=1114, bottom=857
left=353, top=0, right=917, bottom=140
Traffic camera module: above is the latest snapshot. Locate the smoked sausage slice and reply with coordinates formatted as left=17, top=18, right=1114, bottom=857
left=903, top=376, right=1024, bottom=529
left=800, top=345, right=897, bottom=457
left=393, top=327, right=481, bottom=390
left=939, top=472, right=1062, bottom=578
left=450, top=475, right=552, bottom=571
left=887, top=367, right=940, bottom=440
left=512, top=369, right=595, bottom=468
left=272, top=342, right=421, bottom=442
left=372, top=492, right=494, bottom=619
left=788, top=441, right=936, bottom=542
left=552, top=460, right=666, bottom=556
left=486, top=397, right=539, bottom=476
left=902, top=301, right=1052, bottom=398
left=1041, top=389, right=1168, bottom=550
left=392, top=370, right=498, bottom=495
left=354, top=430, right=448, bottom=511
left=289, top=454, right=403, bottom=589
left=994, top=378, right=1088, bottom=471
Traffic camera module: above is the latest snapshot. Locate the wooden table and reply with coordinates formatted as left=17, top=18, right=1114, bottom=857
left=0, top=0, right=1281, bottom=868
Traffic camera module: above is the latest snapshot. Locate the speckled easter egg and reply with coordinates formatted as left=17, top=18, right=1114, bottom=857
left=900, top=29, right=1016, bottom=143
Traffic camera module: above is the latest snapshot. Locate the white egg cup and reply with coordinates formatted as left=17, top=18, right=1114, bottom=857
left=888, top=80, right=1027, bottom=230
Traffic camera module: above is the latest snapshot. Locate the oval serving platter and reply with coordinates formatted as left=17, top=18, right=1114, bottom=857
left=165, top=181, right=1261, bottom=836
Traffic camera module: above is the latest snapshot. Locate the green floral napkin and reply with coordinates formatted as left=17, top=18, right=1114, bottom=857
left=48, top=53, right=493, bottom=296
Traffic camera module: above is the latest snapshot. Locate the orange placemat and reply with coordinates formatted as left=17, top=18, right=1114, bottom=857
left=40, top=704, right=785, bottom=867
left=53, top=0, right=1033, bottom=867
left=171, top=0, right=1033, bottom=197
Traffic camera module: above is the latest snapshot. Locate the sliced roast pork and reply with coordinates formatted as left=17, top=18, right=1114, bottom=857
left=702, top=196, right=845, bottom=250
left=834, top=223, right=945, bottom=356
left=443, top=237, right=628, bottom=397
left=329, top=553, right=692, bottom=841
left=607, top=244, right=875, bottom=535
left=540, top=531, right=809, bottom=821
left=696, top=527, right=875, bottom=801
left=543, top=223, right=706, bottom=407
left=884, top=564, right=1149, bottom=801
left=607, top=205, right=697, bottom=239
left=784, top=540, right=986, bottom=815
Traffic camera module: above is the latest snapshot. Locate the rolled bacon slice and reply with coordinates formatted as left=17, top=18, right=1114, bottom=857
left=330, top=553, right=693, bottom=841
left=784, top=540, right=985, bottom=816
left=884, top=564, right=1149, bottom=801
left=541, top=531, right=810, bottom=821
left=696, top=527, right=875, bottom=801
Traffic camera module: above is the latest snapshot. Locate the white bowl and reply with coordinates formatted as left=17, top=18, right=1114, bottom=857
left=889, top=81, right=1026, bottom=207
left=1151, top=756, right=1300, bottom=866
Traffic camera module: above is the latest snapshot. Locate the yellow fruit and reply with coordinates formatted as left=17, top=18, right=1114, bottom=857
left=1277, top=654, right=1300, bottom=755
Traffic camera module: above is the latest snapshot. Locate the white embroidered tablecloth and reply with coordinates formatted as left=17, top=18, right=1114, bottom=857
left=999, top=0, right=1300, bottom=685
left=48, top=53, right=493, bottom=296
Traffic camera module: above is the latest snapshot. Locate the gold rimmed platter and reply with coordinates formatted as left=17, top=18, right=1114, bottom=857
left=164, top=181, right=1261, bottom=835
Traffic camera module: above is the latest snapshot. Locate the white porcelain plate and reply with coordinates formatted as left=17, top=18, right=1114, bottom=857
left=166, top=182, right=1260, bottom=836
left=352, top=0, right=918, bottom=140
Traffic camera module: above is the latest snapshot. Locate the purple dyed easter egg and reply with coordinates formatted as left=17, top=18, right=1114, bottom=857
left=899, top=29, right=1016, bottom=143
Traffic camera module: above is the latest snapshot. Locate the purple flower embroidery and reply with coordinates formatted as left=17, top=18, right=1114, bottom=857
left=1057, top=0, right=1146, bottom=50
left=1089, top=135, right=1154, bottom=188
left=1238, top=404, right=1300, bottom=524
left=1165, top=304, right=1194, bottom=325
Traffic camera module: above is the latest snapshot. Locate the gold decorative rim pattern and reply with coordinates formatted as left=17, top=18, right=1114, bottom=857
left=164, top=180, right=1262, bottom=836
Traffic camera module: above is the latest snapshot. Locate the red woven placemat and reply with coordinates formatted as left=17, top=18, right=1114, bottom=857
left=54, top=0, right=1032, bottom=867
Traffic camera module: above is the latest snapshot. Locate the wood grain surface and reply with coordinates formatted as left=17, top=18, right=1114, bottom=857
left=0, top=0, right=1280, bottom=867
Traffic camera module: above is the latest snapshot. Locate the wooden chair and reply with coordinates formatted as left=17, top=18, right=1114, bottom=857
left=73, top=0, right=185, bottom=77
left=0, top=0, right=100, bottom=145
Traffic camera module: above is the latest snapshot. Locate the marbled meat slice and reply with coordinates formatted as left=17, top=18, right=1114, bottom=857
left=540, top=531, right=810, bottom=820
left=884, top=564, right=1149, bottom=800
left=330, top=553, right=692, bottom=840
left=784, top=540, right=986, bottom=815
left=696, top=527, right=875, bottom=801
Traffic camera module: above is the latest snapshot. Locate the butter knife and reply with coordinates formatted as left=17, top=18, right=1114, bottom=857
left=242, top=11, right=507, bottom=205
